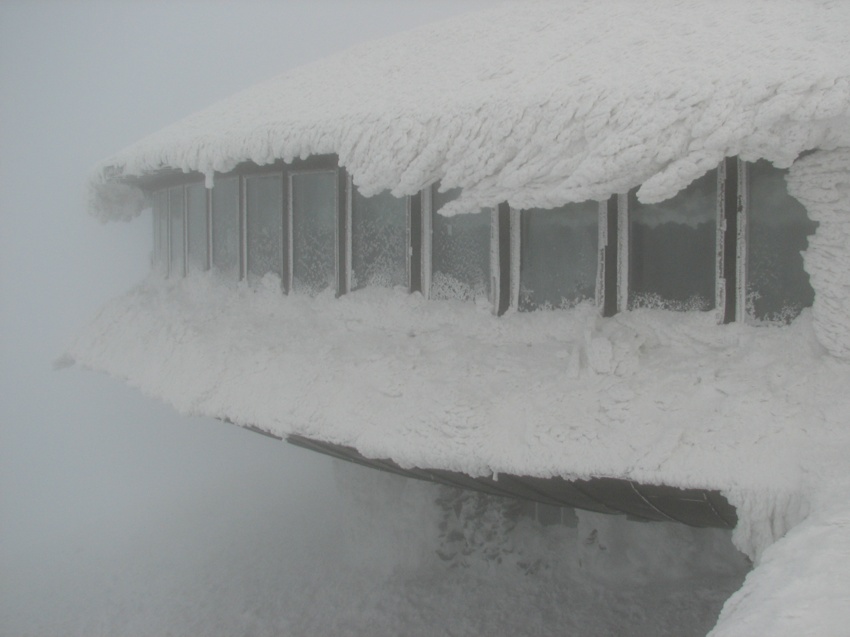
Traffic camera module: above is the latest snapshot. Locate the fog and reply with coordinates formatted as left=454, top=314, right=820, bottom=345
left=1, top=3, right=758, bottom=635
left=0, top=2, right=490, bottom=635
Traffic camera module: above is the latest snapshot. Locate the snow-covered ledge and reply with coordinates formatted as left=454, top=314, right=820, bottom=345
left=789, top=148, right=850, bottom=359
left=64, top=270, right=850, bottom=561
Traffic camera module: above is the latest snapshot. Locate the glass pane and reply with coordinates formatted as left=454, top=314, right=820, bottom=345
left=629, top=169, right=717, bottom=311
left=186, top=182, right=208, bottom=273
left=168, top=186, right=185, bottom=278
left=292, top=171, right=337, bottom=295
left=351, top=188, right=407, bottom=290
left=432, top=187, right=490, bottom=301
left=747, top=160, right=817, bottom=323
left=211, top=177, right=240, bottom=277
left=153, top=190, right=169, bottom=274
left=246, top=174, right=283, bottom=280
left=520, top=202, right=598, bottom=310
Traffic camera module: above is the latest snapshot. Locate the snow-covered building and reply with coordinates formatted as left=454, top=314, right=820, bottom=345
left=72, top=1, right=850, bottom=633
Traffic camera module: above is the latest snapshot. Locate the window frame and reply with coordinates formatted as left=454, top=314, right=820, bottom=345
left=510, top=200, right=605, bottom=313
left=345, top=175, right=415, bottom=294
left=423, top=183, right=499, bottom=314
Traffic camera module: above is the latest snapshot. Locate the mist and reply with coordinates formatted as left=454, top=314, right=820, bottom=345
left=0, top=2, right=490, bottom=634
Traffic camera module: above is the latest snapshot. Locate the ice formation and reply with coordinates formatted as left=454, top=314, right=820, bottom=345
left=788, top=148, right=850, bottom=358
left=88, top=1, right=850, bottom=220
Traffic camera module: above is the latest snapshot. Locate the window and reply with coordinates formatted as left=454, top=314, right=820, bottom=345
left=627, top=169, right=717, bottom=311
left=519, top=201, right=599, bottom=311
left=430, top=187, right=491, bottom=302
left=245, top=174, right=284, bottom=280
left=745, top=160, right=816, bottom=323
left=291, top=170, right=338, bottom=295
left=168, top=186, right=185, bottom=278
left=145, top=154, right=818, bottom=329
left=152, top=189, right=169, bottom=274
left=350, top=188, right=408, bottom=291
left=211, top=176, right=240, bottom=277
left=186, top=182, right=208, bottom=273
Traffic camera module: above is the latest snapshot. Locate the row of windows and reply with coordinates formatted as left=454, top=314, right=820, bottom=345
left=151, top=156, right=816, bottom=323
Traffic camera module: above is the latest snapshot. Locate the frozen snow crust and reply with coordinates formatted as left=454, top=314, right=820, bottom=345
left=89, top=0, right=850, bottom=221
left=67, top=275, right=850, bottom=549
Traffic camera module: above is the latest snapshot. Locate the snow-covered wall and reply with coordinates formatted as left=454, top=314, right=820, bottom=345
left=88, top=0, right=850, bottom=221
left=789, top=149, right=850, bottom=359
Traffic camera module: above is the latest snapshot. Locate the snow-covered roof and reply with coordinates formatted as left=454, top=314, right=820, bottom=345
left=90, top=0, right=850, bottom=221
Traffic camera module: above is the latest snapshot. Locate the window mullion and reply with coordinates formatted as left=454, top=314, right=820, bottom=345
left=421, top=186, right=433, bottom=299
left=599, top=196, right=619, bottom=317
left=735, top=159, right=748, bottom=323
left=239, top=176, right=247, bottom=281
left=509, top=206, right=521, bottom=310
left=616, top=193, right=629, bottom=313
left=340, top=169, right=351, bottom=296
left=408, top=192, right=422, bottom=293
left=165, top=191, right=172, bottom=276
left=285, top=172, right=294, bottom=293
left=182, top=185, right=188, bottom=277
left=717, top=157, right=741, bottom=324
left=206, top=185, right=212, bottom=271
left=496, top=202, right=511, bottom=316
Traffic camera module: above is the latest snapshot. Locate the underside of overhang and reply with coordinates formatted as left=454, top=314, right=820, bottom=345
left=284, top=433, right=737, bottom=530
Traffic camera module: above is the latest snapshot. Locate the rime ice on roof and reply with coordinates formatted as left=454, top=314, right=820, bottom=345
left=89, top=0, right=850, bottom=221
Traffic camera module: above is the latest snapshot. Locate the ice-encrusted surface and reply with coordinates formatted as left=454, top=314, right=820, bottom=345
left=66, top=273, right=850, bottom=556
left=88, top=0, right=850, bottom=220
left=789, top=148, right=850, bottom=359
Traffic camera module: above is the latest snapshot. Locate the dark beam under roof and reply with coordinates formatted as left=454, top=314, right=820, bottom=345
left=285, top=433, right=737, bottom=530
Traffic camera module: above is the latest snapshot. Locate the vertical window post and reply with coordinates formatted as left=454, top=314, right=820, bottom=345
left=616, top=193, right=629, bottom=313
left=409, top=192, right=422, bottom=294
left=337, top=167, right=348, bottom=297
left=509, top=206, right=521, bottom=310
left=718, top=157, right=741, bottom=324
left=206, top=185, right=213, bottom=272
left=599, top=196, right=619, bottom=317
left=420, top=186, right=433, bottom=300
left=496, top=202, right=511, bottom=316
left=344, top=174, right=353, bottom=295
left=735, top=160, right=748, bottom=323
left=239, top=176, right=247, bottom=281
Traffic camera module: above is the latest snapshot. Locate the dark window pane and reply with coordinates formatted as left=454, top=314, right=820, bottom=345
left=520, top=202, right=598, bottom=311
left=153, top=190, right=169, bottom=274
left=292, top=171, right=337, bottom=295
left=432, top=187, right=490, bottom=301
left=168, top=186, right=185, bottom=278
left=747, top=160, right=817, bottom=323
left=246, top=174, right=283, bottom=280
left=351, top=188, right=407, bottom=290
left=629, top=170, right=717, bottom=311
left=211, top=177, right=240, bottom=277
left=186, top=183, right=208, bottom=273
